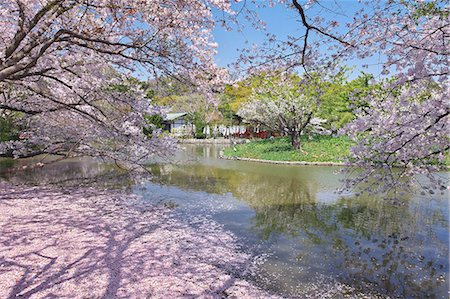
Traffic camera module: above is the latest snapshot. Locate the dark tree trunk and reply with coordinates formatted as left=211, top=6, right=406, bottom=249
left=290, top=132, right=300, bottom=150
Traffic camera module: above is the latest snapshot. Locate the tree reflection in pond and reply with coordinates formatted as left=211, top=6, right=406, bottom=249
left=148, top=159, right=449, bottom=298
left=0, top=146, right=448, bottom=298
left=0, top=156, right=134, bottom=188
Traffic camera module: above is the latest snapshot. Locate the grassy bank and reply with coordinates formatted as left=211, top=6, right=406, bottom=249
left=223, top=135, right=354, bottom=163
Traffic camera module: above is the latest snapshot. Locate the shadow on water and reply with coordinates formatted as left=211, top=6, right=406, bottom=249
left=1, top=145, right=449, bottom=298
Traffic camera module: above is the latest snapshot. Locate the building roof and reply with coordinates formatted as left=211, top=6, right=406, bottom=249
left=164, top=112, right=188, bottom=121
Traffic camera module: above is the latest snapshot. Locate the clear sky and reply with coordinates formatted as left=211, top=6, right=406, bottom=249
left=212, top=3, right=301, bottom=67
left=212, top=1, right=385, bottom=80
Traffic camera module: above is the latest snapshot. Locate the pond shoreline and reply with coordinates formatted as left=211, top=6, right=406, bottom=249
left=220, top=154, right=346, bottom=166
left=178, top=138, right=247, bottom=145
left=0, top=182, right=278, bottom=298
left=220, top=154, right=450, bottom=169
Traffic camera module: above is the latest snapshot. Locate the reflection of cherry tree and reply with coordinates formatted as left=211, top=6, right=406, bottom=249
left=247, top=192, right=448, bottom=298
left=0, top=156, right=134, bottom=187
left=149, top=162, right=449, bottom=297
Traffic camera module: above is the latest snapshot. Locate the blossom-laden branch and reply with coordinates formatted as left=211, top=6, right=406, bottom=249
left=0, top=0, right=234, bottom=167
left=342, top=83, right=449, bottom=194
left=235, top=0, right=449, bottom=192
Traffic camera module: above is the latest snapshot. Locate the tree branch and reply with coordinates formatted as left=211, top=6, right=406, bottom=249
left=292, top=0, right=354, bottom=48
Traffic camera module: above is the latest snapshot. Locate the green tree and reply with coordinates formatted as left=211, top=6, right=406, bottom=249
left=220, top=74, right=274, bottom=119
left=0, top=115, right=20, bottom=141
left=316, top=72, right=374, bottom=133
left=186, top=112, right=207, bottom=139
left=143, top=114, right=164, bottom=137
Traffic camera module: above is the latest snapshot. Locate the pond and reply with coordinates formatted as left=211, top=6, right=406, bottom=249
left=1, top=144, right=449, bottom=298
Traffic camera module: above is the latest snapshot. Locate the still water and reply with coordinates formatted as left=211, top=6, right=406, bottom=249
left=1, top=145, right=449, bottom=298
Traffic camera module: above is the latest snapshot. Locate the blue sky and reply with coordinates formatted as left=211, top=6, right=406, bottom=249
left=212, top=1, right=385, bottom=79
left=212, top=3, right=301, bottom=67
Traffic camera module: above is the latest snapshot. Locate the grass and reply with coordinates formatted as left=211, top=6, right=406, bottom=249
left=223, top=135, right=354, bottom=163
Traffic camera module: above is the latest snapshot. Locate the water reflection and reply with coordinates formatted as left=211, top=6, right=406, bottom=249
left=0, top=156, right=132, bottom=188
left=147, top=146, right=449, bottom=298
left=0, top=146, right=448, bottom=298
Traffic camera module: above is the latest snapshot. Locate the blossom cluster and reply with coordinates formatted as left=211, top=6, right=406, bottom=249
left=0, top=0, right=234, bottom=165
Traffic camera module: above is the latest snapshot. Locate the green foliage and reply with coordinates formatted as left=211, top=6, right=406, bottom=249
left=0, top=158, right=16, bottom=168
left=316, top=72, right=375, bottom=133
left=220, top=74, right=274, bottom=117
left=221, top=82, right=252, bottom=114
left=223, top=136, right=354, bottom=163
left=106, top=77, right=158, bottom=101
left=410, top=0, right=449, bottom=20
left=220, top=70, right=375, bottom=131
left=0, top=115, right=20, bottom=141
left=145, top=89, right=156, bottom=99
left=109, top=83, right=131, bottom=93
left=186, top=112, right=206, bottom=139
left=145, top=114, right=164, bottom=128
left=108, top=77, right=155, bottom=96
left=143, top=114, right=164, bottom=137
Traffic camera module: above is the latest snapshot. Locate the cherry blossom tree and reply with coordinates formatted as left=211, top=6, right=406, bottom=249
left=238, top=79, right=317, bottom=149
left=342, top=82, right=449, bottom=193
left=0, top=0, right=448, bottom=188
left=0, top=0, right=231, bottom=167
left=237, top=0, right=449, bottom=191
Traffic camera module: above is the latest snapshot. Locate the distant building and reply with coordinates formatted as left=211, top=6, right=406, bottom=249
left=163, top=112, right=189, bottom=134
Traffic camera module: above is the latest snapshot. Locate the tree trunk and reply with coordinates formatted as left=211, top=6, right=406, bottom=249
left=291, top=132, right=300, bottom=150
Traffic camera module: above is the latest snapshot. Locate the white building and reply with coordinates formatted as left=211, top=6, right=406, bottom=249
left=163, top=112, right=190, bottom=136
